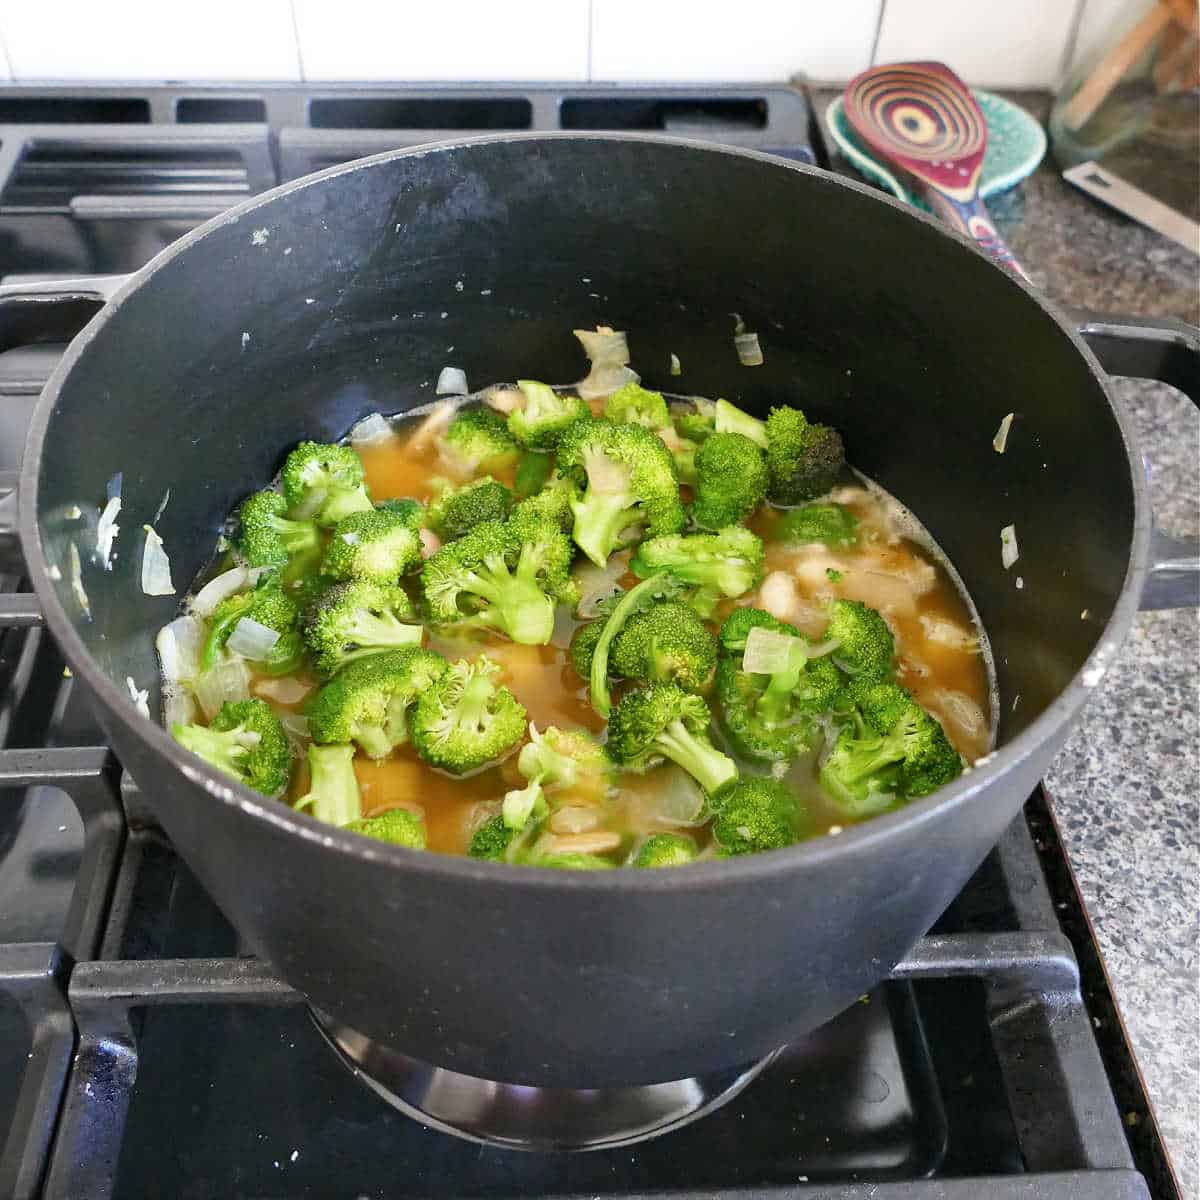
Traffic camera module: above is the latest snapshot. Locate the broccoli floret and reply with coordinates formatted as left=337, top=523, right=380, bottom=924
left=772, top=503, right=859, bottom=547
left=440, top=407, right=521, bottom=475
left=604, top=381, right=670, bottom=429
left=825, top=599, right=895, bottom=681
left=712, top=398, right=769, bottom=448
left=508, top=380, right=590, bottom=449
left=307, top=646, right=447, bottom=758
left=410, top=656, right=527, bottom=775
left=512, top=470, right=577, bottom=532
left=709, top=777, right=799, bottom=856
left=420, top=515, right=572, bottom=645
left=847, top=678, right=915, bottom=736
left=692, top=433, right=769, bottom=529
left=630, top=527, right=764, bottom=614
left=201, top=576, right=299, bottom=671
left=518, top=725, right=613, bottom=798
left=674, top=398, right=716, bottom=443
left=607, top=684, right=737, bottom=796
left=632, top=832, right=697, bottom=868
left=516, top=851, right=616, bottom=870
left=671, top=439, right=698, bottom=486
left=281, top=441, right=373, bottom=526
left=377, top=497, right=426, bottom=529
left=556, top=419, right=684, bottom=567
left=568, top=616, right=608, bottom=682
left=296, top=742, right=361, bottom=826
left=172, top=699, right=291, bottom=797
left=346, top=807, right=427, bottom=848
left=714, top=609, right=841, bottom=763
left=897, top=709, right=963, bottom=798
left=514, top=450, right=554, bottom=499
left=321, top=509, right=423, bottom=583
left=239, top=490, right=322, bottom=570
left=771, top=423, right=845, bottom=503
left=427, top=476, right=513, bottom=540
left=468, top=813, right=516, bottom=861
left=610, top=601, right=716, bottom=692
left=501, top=774, right=548, bottom=831
left=303, top=579, right=423, bottom=678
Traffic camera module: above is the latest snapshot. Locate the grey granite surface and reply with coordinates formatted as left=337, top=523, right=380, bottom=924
left=816, top=89, right=1199, bottom=1195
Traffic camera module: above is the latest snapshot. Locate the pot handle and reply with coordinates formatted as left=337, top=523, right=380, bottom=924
left=1073, top=311, right=1200, bottom=611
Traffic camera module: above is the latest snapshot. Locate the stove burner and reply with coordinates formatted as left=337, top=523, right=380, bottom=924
left=313, top=1008, right=777, bottom=1151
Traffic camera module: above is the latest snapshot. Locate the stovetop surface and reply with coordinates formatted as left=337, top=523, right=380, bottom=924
left=0, top=81, right=1180, bottom=1200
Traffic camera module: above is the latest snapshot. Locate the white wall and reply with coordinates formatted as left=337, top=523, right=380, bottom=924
left=0, top=0, right=1134, bottom=89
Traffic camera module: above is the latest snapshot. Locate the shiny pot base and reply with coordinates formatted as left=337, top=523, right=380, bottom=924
left=312, top=1008, right=778, bottom=1152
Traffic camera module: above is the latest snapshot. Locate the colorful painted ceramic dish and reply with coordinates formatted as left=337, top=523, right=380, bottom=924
left=826, top=88, right=1047, bottom=210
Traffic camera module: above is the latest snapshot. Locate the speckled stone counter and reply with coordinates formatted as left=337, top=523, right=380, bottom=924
left=816, top=89, right=1200, bottom=1194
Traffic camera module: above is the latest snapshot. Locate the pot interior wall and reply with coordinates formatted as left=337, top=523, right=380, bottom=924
left=33, top=136, right=1132, bottom=752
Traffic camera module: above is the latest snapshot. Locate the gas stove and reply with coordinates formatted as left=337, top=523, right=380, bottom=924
left=0, top=83, right=1180, bottom=1199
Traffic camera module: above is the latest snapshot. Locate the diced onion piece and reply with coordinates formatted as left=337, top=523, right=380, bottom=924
left=537, top=830, right=622, bottom=855
left=588, top=451, right=630, bottom=495
left=436, top=366, right=469, bottom=396
left=670, top=352, right=682, bottom=376
left=408, top=399, right=457, bottom=450
left=993, top=412, right=1014, bottom=453
left=734, top=331, right=763, bottom=366
left=643, top=767, right=705, bottom=826
left=1001, top=524, right=1019, bottom=570
left=68, top=542, right=91, bottom=620
left=278, top=711, right=311, bottom=743
left=573, top=327, right=639, bottom=400
left=156, top=614, right=203, bottom=687
left=193, top=657, right=251, bottom=720
left=482, top=385, right=523, bottom=414
left=191, top=566, right=249, bottom=616
left=226, top=617, right=281, bottom=660
left=95, top=496, right=121, bottom=570
left=141, top=525, right=175, bottom=596
left=932, top=689, right=987, bottom=742
left=573, top=555, right=627, bottom=618
left=125, top=676, right=150, bottom=719
left=419, top=528, right=442, bottom=559
left=255, top=676, right=312, bottom=705
left=164, top=689, right=196, bottom=729
left=349, top=412, right=393, bottom=444
left=918, top=615, right=979, bottom=652
left=742, top=625, right=801, bottom=675
left=549, top=806, right=603, bottom=835
left=758, top=571, right=802, bottom=624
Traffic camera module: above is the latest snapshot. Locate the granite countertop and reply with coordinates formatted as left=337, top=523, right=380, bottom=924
left=815, top=89, right=1199, bottom=1195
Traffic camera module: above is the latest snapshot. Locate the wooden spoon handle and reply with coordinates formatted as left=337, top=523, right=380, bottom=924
left=924, top=188, right=1029, bottom=281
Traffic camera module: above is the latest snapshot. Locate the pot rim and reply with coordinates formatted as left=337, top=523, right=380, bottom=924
left=18, top=131, right=1150, bottom=892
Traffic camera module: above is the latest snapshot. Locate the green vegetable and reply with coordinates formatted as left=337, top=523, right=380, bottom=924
left=512, top=470, right=578, bottom=531
left=238, top=490, right=321, bottom=570
left=296, top=742, right=360, bottom=826
left=713, top=397, right=769, bottom=448
left=426, top=476, right=513, bottom=540
left=556, top=419, right=684, bottom=567
left=440, top=407, right=521, bottom=475
left=709, top=777, right=799, bottom=855
left=674, top=397, right=716, bottom=443
left=568, top=616, right=609, bottom=683
left=604, top=381, right=670, bottom=429
left=321, top=509, right=423, bottom=582
left=307, top=646, right=448, bottom=758
left=508, top=380, right=590, bottom=449
left=201, top=575, right=299, bottom=671
left=632, top=832, right=697, bottom=868
left=468, top=813, right=516, bottom=861
left=610, top=601, right=717, bottom=692
left=691, top=432, right=768, bottom=529
left=410, top=656, right=527, bottom=775
left=630, top=527, right=764, bottom=616
left=770, top=421, right=845, bottom=504
left=280, top=441, right=373, bottom=526
left=346, top=807, right=427, bottom=848
left=515, top=851, right=616, bottom=870
left=420, top=514, right=574, bottom=645
left=172, top=699, right=291, bottom=797
left=501, top=774, right=548, bottom=831
left=518, top=726, right=612, bottom=792
left=607, top=684, right=737, bottom=796
left=377, top=497, right=426, bottom=529
left=825, top=599, right=895, bottom=682
left=514, top=451, right=554, bottom=499
left=773, top=503, right=859, bottom=548
left=303, top=579, right=423, bottom=678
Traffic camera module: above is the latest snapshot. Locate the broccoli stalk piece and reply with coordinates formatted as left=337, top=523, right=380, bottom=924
left=201, top=577, right=299, bottom=671
left=824, top=599, right=896, bottom=681
left=610, top=601, right=717, bottom=692
left=303, top=579, right=423, bottom=678
left=296, top=742, right=362, bottom=826
left=556, top=419, right=684, bottom=567
left=239, top=490, right=322, bottom=570
left=420, top=515, right=573, bottom=645
left=321, top=509, right=423, bottom=583
left=411, top=656, right=527, bottom=775
left=502, top=774, right=548, bottom=831
left=691, top=432, right=768, bottom=529
left=674, top=397, right=716, bottom=443
left=630, top=527, right=765, bottom=615
left=439, top=407, right=521, bottom=476
left=508, top=380, right=590, bottom=448
left=713, top=398, right=769, bottom=448
left=607, top=684, right=737, bottom=796
left=772, top=503, right=859, bottom=547
left=632, top=832, right=698, bottom=868
left=709, top=777, right=801, bottom=856
left=426, top=477, right=513, bottom=540
left=604, top=381, right=670, bottom=429
left=281, top=441, right=373, bottom=526
left=307, top=646, right=448, bottom=759
left=468, top=813, right=516, bottom=861
left=172, top=699, right=291, bottom=797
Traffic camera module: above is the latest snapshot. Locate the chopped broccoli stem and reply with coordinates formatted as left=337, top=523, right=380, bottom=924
left=296, top=742, right=361, bottom=826
left=502, top=774, right=547, bottom=831
left=713, top=398, right=768, bottom=448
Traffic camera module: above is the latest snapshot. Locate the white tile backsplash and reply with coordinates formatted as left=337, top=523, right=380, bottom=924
left=0, top=31, right=11, bottom=82
left=0, top=0, right=300, bottom=81
left=1065, top=0, right=1156, bottom=80
left=874, top=0, right=1083, bottom=89
left=292, top=0, right=590, bottom=81
left=590, top=0, right=882, bottom=83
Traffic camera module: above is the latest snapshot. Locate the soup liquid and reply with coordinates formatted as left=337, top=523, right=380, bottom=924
left=255, top=405, right=994, bottom=859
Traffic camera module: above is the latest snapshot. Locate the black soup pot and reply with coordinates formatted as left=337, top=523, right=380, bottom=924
left=15, top=135, right=1200, bottom=1087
